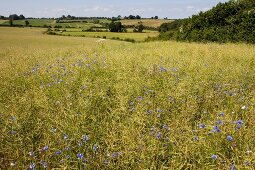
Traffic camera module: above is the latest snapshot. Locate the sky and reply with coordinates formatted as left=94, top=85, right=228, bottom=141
left=0, top=0, right=229, bottom=19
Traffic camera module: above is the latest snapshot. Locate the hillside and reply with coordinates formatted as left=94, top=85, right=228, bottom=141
left=158, top=0, right=255, bottom=43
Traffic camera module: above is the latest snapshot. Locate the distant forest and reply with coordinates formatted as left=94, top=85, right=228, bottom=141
left=158, top=0, right=255, bottom=43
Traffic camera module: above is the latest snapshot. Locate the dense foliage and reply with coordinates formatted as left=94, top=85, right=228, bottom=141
left=159, top=0, right=255, bottom=43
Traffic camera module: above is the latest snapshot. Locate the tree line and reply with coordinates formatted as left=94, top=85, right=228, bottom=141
left=158, top=0, right=255, bottom=43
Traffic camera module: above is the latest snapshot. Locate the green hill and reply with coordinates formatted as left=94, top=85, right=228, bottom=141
left=158, top=0, right=255, bottom=43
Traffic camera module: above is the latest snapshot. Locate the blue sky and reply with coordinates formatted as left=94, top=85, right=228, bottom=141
left=0, top=0, right=229, bottom=19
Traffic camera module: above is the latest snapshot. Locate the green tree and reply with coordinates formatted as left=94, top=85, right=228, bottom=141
left=25, top=20, right=30, bottom=27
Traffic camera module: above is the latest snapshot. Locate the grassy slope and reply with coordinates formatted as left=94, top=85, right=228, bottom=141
left=0, top=27, right=255, bottom=169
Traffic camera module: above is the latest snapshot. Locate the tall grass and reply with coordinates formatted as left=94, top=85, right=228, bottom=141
left=0, top=27, right=255, bottom=169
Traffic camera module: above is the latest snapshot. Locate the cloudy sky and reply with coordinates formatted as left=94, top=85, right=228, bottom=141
left=1, top=0, right=229, bottom=19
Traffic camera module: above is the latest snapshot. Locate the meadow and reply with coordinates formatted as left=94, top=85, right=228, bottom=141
left=54, top=29, right=159, bottom=41
left=121, top=19, right=173, bottom=28
left=0, top=27, right=255, bottom=169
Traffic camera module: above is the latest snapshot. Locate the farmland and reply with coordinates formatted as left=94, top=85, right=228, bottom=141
left=1, top=27, right=255, bottom=169
left=121, top=19, right=173, bottom=28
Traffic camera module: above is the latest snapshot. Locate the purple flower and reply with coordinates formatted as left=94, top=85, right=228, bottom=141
left=77, top=153, right=84, bottom=159
left=219, top=112, right=225, bottom=117
left=41, top=161, right=47, bottom=168
left=211, top=155, right=218, bottom=160
left=42, top=146, right=49, bottom=151
left=212, top=126, right=221, bottom=132
left=230, top=164, right=236, bottom=170
left=227, top=135, right=233, bottom=142
left=199, top=124, right=206, bottom=129
left=29, top=163, right=35, bottom=170
left=83, top=135, right=89, bottom=142
left=216, top=120, right=223, bottom=125
left=104, top=160, right=109, bottom=166
left=64, top=134, right=68, bottom=140
left=160, top=66, right=167, bottom=72
left=162, top=124, right=169, bottom=130
left=9, top=131, right=17, bottom=135
left=55, top=150, right=62, bottom=155
left=66, top=146, right=70, bottom=150
left=66, top=155, right=70, bottom=159
left=156, top=132, right=162, bottom=139
left=194, top=136, right=199, bottom=141
left=93, top=145, right=98, bottom=151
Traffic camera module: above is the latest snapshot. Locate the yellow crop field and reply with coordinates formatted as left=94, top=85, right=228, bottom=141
left=1, top=27, right=255, bottom=169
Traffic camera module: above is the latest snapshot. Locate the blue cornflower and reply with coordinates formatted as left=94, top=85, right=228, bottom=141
left=230, top=164, right=236, bottom=170
left=235, top=120, right=243, bottom=125
left=55, top=150, right=62, bottom=155
left=64, top=134, right=68, bottom=140
left=216, top=120, right=223, bottom=125
left=211, top=155, right=218, bottom=160
left=93, top=145, right=98, bottom=151
left=199, top=124, right=206, bottom=129
left=160, top=66, right=167, bottom=72
left=41, top=161, right=48, bottom=168
left=156, top=132, right=162, bottom=139
left=194, top=136, right=199, bottom=141
left=104, top=160, right=109, bottom=166
left=162, top=124, right=169, bottom=130
left=227, top=135, right=233, bottom=142
left=42, top=146, right=49, bottom=151
left=219, top=112, right=225, bottom=117
left=77, top=153, right=84, bottom=159
left=9, top=131, right=17, bottom=135
left=212, top=126, right=221, bottom=132
left=29, top=163, right=35, bottom=170
left=83, top=135, right=89, bottom=142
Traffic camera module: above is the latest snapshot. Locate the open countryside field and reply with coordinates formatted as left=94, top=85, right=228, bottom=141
left=121, top=19, right=173, bottom=28
left=55, top=30, right=159, bottom=41
left=1, top=27, right=255, bottom=169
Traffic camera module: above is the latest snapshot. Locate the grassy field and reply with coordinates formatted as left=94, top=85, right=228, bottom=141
left=55, top=30, right=159, bottom=41
left=1, top=27, right=255, bottom=169
left=121, top=19, right=173, bottom=28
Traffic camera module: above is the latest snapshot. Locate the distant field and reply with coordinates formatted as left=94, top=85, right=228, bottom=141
left=0, top=20, right=7, bottom=24
left=56, top=30, right=159, bottom=41
left=121, top=19, right=173, bottom=28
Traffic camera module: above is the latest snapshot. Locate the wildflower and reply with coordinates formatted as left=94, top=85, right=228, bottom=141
left=147, top=110, right=153, bottom=115
left=64, top=134, right=68, bottom=140
left=194, top=136, right=199, bottom=141
left=65, top=146, right=70, bottom=150
left=162, top=124, right=169, bottom=130
left=227, top=135, right=233, bottom=142
left=10, top=161, right=16, bottom=166
left=156, top=132, right=162, bottom=139
left=130, top=107, right=135, bottom=112
left=243, top=161, right=251, bottom=166
left=111, top=152, right=119, bottom=158
left=212, top=126, right=221, bottom=132
left=28, top=151, right=35, bottom=157
left=83, top=135, right=89, bottom=142
left=211, top=155, right=218, bottom=160
left=66, top=155, right=70, bottom=159
left=42, top=146, right=49, bottom=151
left=160, top=66, right=167, bottom=72
left=78, top=141, right=83, bottom=147
left=51, top=127, right=57, bottom=133
left=199, top=124, right=206, bottom=129
left=41, top=161, right=47, bottom=168
left=29, top=163, right=35, bottom=170
left=104, top=160, right=109, bottom=166
left=136, top=96, right=143, bottom=101
left=77, top=153, right=84, bottom=159
left=216, top=120, right=223, bottom=125
left=93, top=145, right=98, bottom=151
left=129, top=101, right=134, bottom=106
left=241, top=105, right=247, bottom=110
left=230, top=164, right=236, bottom=170
left=9, top=131, right=17, bottom=135
left=219, top=112, right=225, bottom=116
left=235, top=120, right=243, bottom=125
left=10, top=116, right=16, bottom=121
left=55, top=150, right=62, bottom=155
